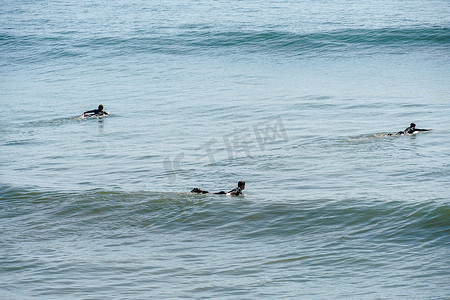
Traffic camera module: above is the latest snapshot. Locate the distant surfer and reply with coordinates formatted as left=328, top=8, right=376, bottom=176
left=191, top=181, right=245, bottom=196
left=391, top=123, right=432, bottom=135
left=82, top=104, right=108, bottom=117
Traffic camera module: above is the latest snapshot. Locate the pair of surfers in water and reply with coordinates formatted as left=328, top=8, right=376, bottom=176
left=82, top=106, right=431, bottom=137
left=189, top=123, right=431, bottom=196
left=82, top=105, right=246, bottom=196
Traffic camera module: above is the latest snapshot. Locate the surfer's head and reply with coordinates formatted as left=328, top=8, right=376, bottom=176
left=98, top=104, right=104, bottom=111
left=410, top=123, right=416, bottom=128
left=238, top=181, right=245, bottom=190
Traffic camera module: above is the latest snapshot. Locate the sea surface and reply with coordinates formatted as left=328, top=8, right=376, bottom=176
left=1, top=0, right=449, bottom=298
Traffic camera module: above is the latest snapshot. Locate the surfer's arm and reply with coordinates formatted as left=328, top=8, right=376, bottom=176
left=415, top=128, right=432, bottom=131
left=227, top=188, right=242, bottom=196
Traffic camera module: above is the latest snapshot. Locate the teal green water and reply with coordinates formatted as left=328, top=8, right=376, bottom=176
left=1, top=0, right=449, bottom=298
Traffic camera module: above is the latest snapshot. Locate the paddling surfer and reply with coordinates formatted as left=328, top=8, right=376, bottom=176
left=82, top=104, right=108, bottom=117
left=393, top=123, right=432, bottom=135
left=191, top=181, right=245, bottom=196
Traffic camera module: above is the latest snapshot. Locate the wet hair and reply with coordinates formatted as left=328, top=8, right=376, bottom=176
left=98, top=104, right=104, bottom=110
left=238, top=181, right=245, bottom=188
left=410, top=123, right=416, bottom=128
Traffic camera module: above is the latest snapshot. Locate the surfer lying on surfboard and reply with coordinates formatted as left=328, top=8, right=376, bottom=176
left=82, top=104, right=108, bottom=117
left=389, top=123, right=432, bottom=136
left=191, top=181, right=245, bottom=196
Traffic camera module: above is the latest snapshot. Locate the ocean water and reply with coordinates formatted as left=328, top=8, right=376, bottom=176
left=1, top=0, right=449, bottom=298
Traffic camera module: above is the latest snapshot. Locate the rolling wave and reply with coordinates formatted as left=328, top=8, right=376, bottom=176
left=177, top=27, right=450, bottom=54
left=1, top=26, right=449, bottom=63
left=2, top=186, right=448, bottom=244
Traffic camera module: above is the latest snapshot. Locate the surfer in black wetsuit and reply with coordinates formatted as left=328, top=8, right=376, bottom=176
left=82, top=104, right=108, bottom=117
left=191, top=181, right=245, bottom=196
left=394, top=123, right=432, bottom=135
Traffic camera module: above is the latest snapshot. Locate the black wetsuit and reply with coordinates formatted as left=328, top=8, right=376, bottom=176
left=191, top=188, right=208, bottom=194
left=191, top=186, right=243, bottom=196
left=83, top=109, right=108, bottom=116
left=222, top=187, right=243, bottom=196
left=396, top=126, right=429, bottom=135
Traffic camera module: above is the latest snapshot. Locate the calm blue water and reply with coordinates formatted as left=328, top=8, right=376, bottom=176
left=1, top=0, right=449, bottom=298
